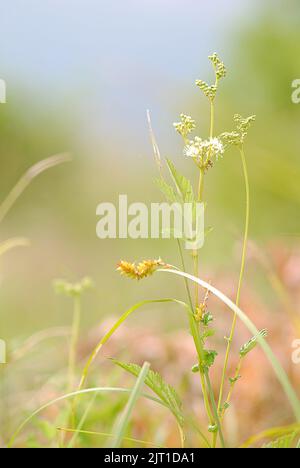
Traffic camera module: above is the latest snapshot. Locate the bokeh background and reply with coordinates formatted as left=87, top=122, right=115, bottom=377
left=1, top=0, right=300, bottom=447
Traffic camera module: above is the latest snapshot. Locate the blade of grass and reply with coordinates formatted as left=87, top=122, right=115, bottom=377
left=11, top=327, right=70, bottom=362
left=7, top=386, right=168, bottom=448
left=0, top=238, right=30, bottom=257
left=110, top=362, right=150, bottom=448
left=0, top=153, right=71, bottom=225
left=147, top=110, right=163, bottom=178
left=67, top=394, right=97, bottom=449
left=159, top=269, right=300, bottom=421
left=78, top=298, right=187, bottom=391
left=59, top=427, right=164, bottom=448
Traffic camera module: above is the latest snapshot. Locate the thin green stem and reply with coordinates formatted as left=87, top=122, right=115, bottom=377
left=60, top=427, right=165, bottom=448
left=205, top=371, right=226, bottom=448
left=190, top=98, right=218, bottom=444
left=197, top=168, right=205, bottom=202
left=194, top=169, right=204, bottom=309
left=194, top=169, right=216, bottom=432
left=220, top=357, right=243, bottom=422
left=177, top=240, right=214, bottom=431
left=177, top=240, right=193, bottom=311
left=62, top=295, right=81, bottom=444
left=68, top=297, right=81, bottom=392
left=200, top=374, right=214, bottom=427
left=210, top=100, right=215, bottom=139
left=216, top=147, right=250, bottom=421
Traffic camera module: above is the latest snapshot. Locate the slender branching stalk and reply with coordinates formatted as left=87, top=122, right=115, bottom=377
left=53, top=277, right=92, bottom=443
left=220, top=357, right=243, bottom=421
left=193, top=167, right=216, bottom=437
left=68, top=296, right=81, bottom=393
left=214, top=146, right=250, bottom=446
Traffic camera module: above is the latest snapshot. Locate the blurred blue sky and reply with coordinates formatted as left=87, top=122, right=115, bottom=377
left=1, top=0, right=257, bottom=148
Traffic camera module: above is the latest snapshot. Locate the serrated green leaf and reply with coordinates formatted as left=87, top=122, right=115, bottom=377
left=155, top=178, right=178, bottom=203
left=112, top=360, right=184, bottom=427
left=166, top=159, right=194, bottom=203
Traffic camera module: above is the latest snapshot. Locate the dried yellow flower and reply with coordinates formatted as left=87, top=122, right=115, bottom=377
left=117, top=258, right=169, bottom=280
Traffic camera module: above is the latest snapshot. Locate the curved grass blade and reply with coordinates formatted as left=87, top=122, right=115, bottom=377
left=7, top=387, right=168, bottom=448
left=147, top=110, right=163, bottom=176
left=159, top=269, right=300, bottom=421
left=110, top=362, right=150, bottom=448
left=0, top=238, right=30, bottom=257
left=0, top=153, right=71, bottom=225
left=11, top=327, right=70, bottom=362
left=78, top=299, right=187, bottom=390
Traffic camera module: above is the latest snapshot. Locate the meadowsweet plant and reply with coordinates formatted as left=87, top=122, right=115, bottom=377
left=100, top=53, right=300, bottom=448
left=7, top=55, right=300, bottom=449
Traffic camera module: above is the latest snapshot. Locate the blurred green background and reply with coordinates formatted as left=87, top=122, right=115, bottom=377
left=1, top=0, right=300, bottom=341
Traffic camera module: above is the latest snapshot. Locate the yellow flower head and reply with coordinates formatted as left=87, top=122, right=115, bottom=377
left=117, top=258, right=169, bottom=280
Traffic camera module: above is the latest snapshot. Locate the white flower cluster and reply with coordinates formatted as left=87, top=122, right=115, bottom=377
left=183, top=136, right=224, bottom=169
